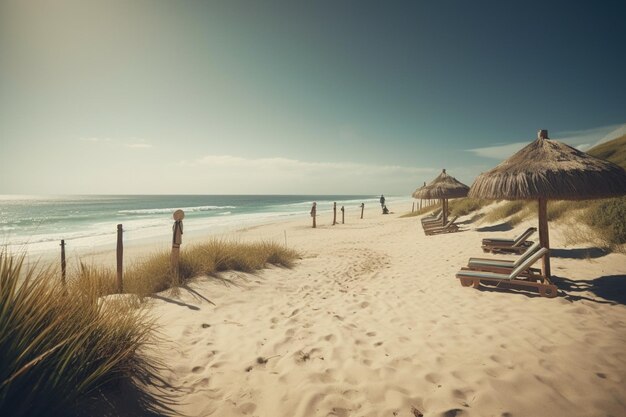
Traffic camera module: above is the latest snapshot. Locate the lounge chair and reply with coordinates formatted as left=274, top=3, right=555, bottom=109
left=421, top=211, right=443, bottom=225
left=424, top=216, right=459, bottom=235
left=467, top=241, right=543, bottom=280
left=481, top=227, right=536, bottom=254
left=456, top=247, right=557, bottom=298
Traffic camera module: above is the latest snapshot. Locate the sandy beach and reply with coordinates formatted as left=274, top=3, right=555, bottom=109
left=119, top=204, right=626, bottom=417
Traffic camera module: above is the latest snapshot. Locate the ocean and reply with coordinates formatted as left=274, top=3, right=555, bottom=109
left=0, top=195, right=409, bottom=253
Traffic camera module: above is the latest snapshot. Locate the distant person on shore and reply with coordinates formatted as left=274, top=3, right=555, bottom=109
left=380, top=195, right=385, bottom=208
left=382, top=205, right=389, bottom=214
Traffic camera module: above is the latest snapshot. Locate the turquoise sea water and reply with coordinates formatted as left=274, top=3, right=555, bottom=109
left=0, top=195, right=405, bottom=251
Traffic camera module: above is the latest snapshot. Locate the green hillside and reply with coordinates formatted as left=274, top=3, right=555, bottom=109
left=587, top=134, right=626, bottom=169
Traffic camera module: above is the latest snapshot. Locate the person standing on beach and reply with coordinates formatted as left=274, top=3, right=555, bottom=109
left=380, top=195, right=385, bottom=208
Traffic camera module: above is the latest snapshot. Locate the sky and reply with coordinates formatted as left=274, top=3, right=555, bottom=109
left=1, top=0, right=625, bottom=195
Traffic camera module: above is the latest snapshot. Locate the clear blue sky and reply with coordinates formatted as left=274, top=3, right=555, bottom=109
left=1, top=0, right=625, bottom=194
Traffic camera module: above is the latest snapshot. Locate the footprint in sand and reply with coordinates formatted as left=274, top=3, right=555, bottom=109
left=238, top=402, right=257, bottom=415
left=425, top=372, right=442, bottom=384
left=323, top=334, right=337, bottom=342
left=366, top=331, right=376, bottom=337
left=442, top=409, right=465, bottom=417
left=191, top=366, right=204, bottom=374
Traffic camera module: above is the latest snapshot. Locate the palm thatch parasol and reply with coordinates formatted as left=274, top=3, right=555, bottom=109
left=413, top=169, right=470, bottom=225
left=469, top=129, right=626, bottom=277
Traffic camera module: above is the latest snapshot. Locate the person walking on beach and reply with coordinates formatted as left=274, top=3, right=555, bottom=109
left=379, top=195, right=385, bottom=208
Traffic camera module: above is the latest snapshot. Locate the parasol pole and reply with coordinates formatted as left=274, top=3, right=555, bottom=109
left=538, top=198, right=551, bottom=278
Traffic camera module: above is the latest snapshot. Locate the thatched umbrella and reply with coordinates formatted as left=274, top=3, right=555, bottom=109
left=469, top=129, right=626, bottom=277
left=413, top=169, right=470, bottom=225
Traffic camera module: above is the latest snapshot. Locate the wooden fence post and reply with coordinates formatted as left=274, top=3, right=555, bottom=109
left=360, top=203, right=364, bottom=219
left=333, top=202, right=337, bottom=225
left=341, top=206, right=345, bottom=224
left=116, top=224, right=123, bottom=293
left=412, top=202, right=415, bottom=212
left=171, top=210, right=185, bottom=286
left=60, top=239, right=66, bottom=286
left=311, top=202, right=317, bottom=228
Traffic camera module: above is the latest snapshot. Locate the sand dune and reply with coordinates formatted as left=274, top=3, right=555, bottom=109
left=143, top=205, right=626, bottom=417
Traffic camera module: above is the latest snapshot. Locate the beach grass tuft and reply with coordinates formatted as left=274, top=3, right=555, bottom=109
left=448, top=198, right=492, bottom=217
left=71, top=240, right=298, bottom=298
left=0, top=252, right=159, bottom=417
left=1, top=239, right=298, bottom=415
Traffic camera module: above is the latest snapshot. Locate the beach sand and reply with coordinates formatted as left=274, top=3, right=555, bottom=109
left=131, top=204, right=625, bottom=417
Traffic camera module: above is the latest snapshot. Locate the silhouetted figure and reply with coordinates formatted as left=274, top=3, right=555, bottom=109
left=380, top=195, right=385, bottom=208
left=382, top=205, right=389, bottom=215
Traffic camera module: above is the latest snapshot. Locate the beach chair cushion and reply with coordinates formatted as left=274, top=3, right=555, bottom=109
left=458, top=247, right=548, bottom=280
left=469, top=242, right=541, bottom=269
left=482, top=227, right=536, bottom=246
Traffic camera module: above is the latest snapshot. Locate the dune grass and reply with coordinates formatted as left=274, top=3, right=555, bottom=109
left=118, top=239, right=299, bottom=297
left=0, top=252, right=159, bottom=417
left=448, top=198, right=492, bottom=217
left=586, top=196, right=626, bottom=248
left=1, top=239, right=299, bottom=415
left=399, top=204, right=439, bottom=218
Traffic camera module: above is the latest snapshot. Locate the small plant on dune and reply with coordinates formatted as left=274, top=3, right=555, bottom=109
left=0, top=252, right=159, bottom=417
left=448, top=198, right=492, bottom=217
left=546, top=200, right=592, bottom=222
left=484, top=200, right=526, bottom=223
left=586, top=196, right=626, bottom=247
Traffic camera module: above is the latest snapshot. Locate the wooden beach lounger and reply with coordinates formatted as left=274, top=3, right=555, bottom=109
left=424, top=216, right=459, bottom=235
left=481, top=227, right=536, bottom=254
left=456, top=247, right=558, bottom=298
left=467, top=241, right=543, bottom=280
left=421, top=211, right=443, bottom=225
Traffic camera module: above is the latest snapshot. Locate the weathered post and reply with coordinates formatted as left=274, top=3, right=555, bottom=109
left=341, top=206, right=345, bottom=224
left=538, top=198, right=551, bottom=278
left=333, top=202, right=337, bottom=225
left=412, top=202, right=415, bottom=213
left=311, top=202, right=317, bottom=228
left=360, top=203, right=364, bottom=219
left=116, top=224, right=123, bottom=293
left=171, top=210, right=185, bottom=285
left=60, top=239, right=66, bottom=286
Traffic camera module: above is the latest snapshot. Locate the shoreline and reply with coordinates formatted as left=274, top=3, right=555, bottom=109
left=18, top=198, right=412, bottom=269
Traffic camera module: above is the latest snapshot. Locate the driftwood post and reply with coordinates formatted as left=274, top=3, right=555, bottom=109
left=116, top=224, right=123, bottom=293
left=412, top=202, right=415, bottom=213
left=171, top=210, right=185, bottom=285
left=332, top=202, right=337, bottom=225
left=341, top=206, right=345, bottom=224
left=60, top=239, right=66, bottom=286
left=310, top=202, right=317, bottom=228
left=360, top=203, right=364, bottom=219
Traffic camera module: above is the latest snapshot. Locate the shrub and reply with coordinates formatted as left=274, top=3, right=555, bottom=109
left=586, top=197, right=626, bottom=246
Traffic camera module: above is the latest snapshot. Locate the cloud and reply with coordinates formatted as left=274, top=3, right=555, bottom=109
left=175, top=154, right=442, bottom=194
left=185, top=154, right=436, bottom=177
left=466, top=123, right=626, bottom=159
left=466, top=142, right=528, bottom=159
